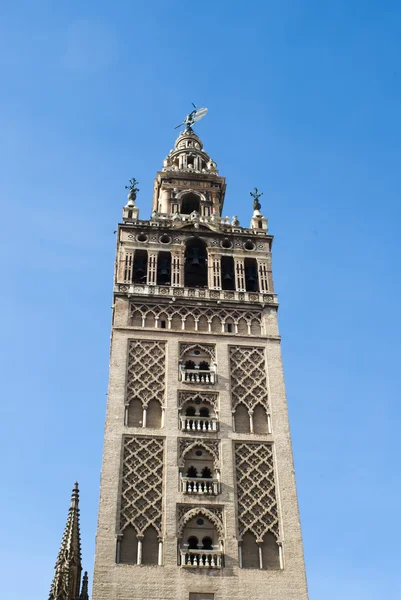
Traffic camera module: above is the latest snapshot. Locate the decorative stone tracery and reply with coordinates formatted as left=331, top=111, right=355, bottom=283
left=130, top=303, right=262, bottom=336
left=120, top=436, right=164, bottom=537
left=179, top=343, right=216, bottom=363
left=126, top=340, right=165, bottom=408
left=178, top=391, right=219, bottom=412
left=229, top=346, right=269, bottom=411
left=178, top=438, right=220, bottom=469
left=177, top=506, right=224, bottom=539
left=235, top=442, right=279, bottom=541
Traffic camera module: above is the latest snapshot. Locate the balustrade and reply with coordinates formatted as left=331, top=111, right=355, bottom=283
left=181, top=477, right=219, bottom=495
left=180, top=549, right=222, bottom=568
left=180, top=416, right=218, bottom=432
left=180, top=366, right=216, bottom=384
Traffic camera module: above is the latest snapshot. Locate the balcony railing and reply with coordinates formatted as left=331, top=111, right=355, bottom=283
left=180, top=366, right=216, bottom=384
left=180, top=416, right=218, bottom=432
left=180, top=549, right=223, bottom=569
left=117, top=282, right=278, bottom=306
left=181, top=477, right=219, bottom=495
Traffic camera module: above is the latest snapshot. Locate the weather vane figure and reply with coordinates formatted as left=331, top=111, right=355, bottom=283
left=125, top=178, right=140, bottom=201
left=250, top=187, right=263, bottom=211
left=175, top=103, right=208, bottom=132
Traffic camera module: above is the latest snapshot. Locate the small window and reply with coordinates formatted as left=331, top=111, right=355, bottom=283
left=226, top=323, right=233, bottom=333
left=127, top=209, right=133, bottom=218
left=160, top=320, right=166, bottom=329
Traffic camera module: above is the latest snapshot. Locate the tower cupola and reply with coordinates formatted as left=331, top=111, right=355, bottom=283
left=152, top=127, right=225, bottom=220
left=162, top=129, right=218, bottom=174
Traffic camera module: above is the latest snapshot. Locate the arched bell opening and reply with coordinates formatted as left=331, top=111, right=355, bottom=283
left=184, top=238, right=208, bottom=288
left=156, top=251, right=171, bottom=285
left=244, top=257, right=259, bottom=292
left=133, top=250, right=148, bottom=284
left=181, top=192, right=200, bottom=215
left=221, top=256, right=235, bottom=291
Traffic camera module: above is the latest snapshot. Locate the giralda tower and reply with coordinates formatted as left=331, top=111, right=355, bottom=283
left=91, top=110, right=308, bottom=600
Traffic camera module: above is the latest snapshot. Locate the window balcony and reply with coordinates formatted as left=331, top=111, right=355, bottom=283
left=180, top=549, right=223, bottom=568
left=181, top=477, right=220, bottom=495
left=180, top=416, right=218, bottom=432
left=180, top=366, right=216, bottom=384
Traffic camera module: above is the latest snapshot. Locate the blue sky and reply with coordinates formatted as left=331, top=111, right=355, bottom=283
left=1, top=1, right=401, bottom=598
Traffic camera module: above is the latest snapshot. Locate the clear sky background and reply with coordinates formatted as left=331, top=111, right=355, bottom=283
left=1, top=1, right=400, bottom=598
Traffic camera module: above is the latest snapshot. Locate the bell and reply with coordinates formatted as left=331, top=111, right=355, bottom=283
left=189, top=256, right=200, bottom=266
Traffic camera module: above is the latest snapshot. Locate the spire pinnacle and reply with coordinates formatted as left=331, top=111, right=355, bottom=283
left=80, top=572, right=89, bottom=600
left=49, top=483, right=85, bottom=600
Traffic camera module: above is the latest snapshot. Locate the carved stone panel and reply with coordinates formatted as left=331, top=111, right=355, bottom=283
left=229, top=346, right=269, bottom=411
left=120, top=436, right=164, bottom=536
left=126, top=340, right=166, bottom=408
left=235, top=442, right=279, bottom=541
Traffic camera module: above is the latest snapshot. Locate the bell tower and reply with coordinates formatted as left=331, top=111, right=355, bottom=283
left=92, top=113, right=308, bottom=600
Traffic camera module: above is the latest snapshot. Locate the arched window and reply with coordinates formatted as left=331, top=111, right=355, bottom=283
left=185, top=360, right=196, bottom=370
left=261, top=532, right=280, bottom=569
left=185, top=406, right=196, bottom=417
left=119, top=525, right=137, bottom=564
left=184, top=238, right=208, bottom=288
left=181, top=193, right=200, bottom=214
left=234, top=404, right=250, bottom=433
left=241, top=531, right=259, bottom=569
left=201, top=466, right=212, bottom=479
left=127, top=399, right=142, bottom=427
left=133, top=250, right=148, bottom=284
left=202, top=536, right=213, bottom=550
left=199, top=360, right=209, bottom=371
left=188, top=536, right=199, bottom=550
left=187, top=466, right=198, bottom=478
left=253, top=404, right=268, bottom=435
left=146, top=399, right=162, bottom=429
left=142, top=526, right=159, bottom=565
left=199, top=406, right=210, bottom=418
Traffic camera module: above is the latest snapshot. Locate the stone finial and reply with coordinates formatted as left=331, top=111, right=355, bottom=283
left=80, top=571, right=89, bottom=600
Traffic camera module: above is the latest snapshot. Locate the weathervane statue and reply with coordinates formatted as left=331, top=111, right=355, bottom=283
left=175, top=103, right=208, bottom=132
left=250, top=187, right=263, bottom=211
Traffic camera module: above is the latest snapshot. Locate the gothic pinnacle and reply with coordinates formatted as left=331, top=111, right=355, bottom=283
left=48, top=483, right=85, bottom=600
